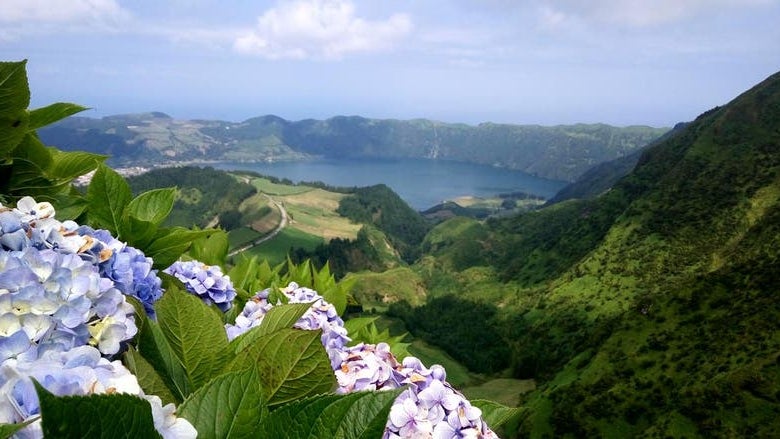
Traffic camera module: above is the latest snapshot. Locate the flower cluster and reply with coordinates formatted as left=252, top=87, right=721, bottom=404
left=0, top=345, right=196, bottom=439
left=0, top=247, right=136, bottom=359
left=228, top=282, right=497, bottom=438
left=76, top=226, right=162, bottom=317
left=164, top=260, right=236, bottom=312
left=225, top=282, right=349, bottom=368
left=0, top=197, right=164, bottom=316
left=0, top=197, right=194, bottom=438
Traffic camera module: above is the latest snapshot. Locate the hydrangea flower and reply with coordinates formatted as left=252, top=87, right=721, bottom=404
left=225, top=282, right=349, bottom=368
left=0, top=247, right=137, bottom=359
left=76, top=226, right=162, bottom=317
left=164, top=260, right=236, bottom=312
left=0, top=197, right=163, bottom=317
left=0, top=345, right=196, bottom=439
left=228, top=282, right=498, bottom=438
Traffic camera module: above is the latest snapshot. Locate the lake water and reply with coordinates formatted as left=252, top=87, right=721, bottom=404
left=213, top=158, right=567, bottom=210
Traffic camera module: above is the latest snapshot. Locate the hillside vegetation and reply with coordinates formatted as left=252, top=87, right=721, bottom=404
left=39, top=113, right=667, bottom=182
left=406, top=71, right=780, bottom=437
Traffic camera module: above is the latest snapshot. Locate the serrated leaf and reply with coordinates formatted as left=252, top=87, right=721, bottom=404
left=118, top=214, right=158, bottom=250
left=123, top=346, right=178, bottom=406
left=47, top=149, right=104, bottom=180
left=471, top=399, right=523, bottom=430
left=228, top=302, right=313, bottom=354
left=188, top=230, right=229, bottom=266
left=136, top=313, right=190, bottom=403
left=179, top=369, right=267, bottom=439
left=285, top=258, right=312, bottom=287
left=87, top=164, right=132, bottom=234
left=146, top=227, right=213, bottom=269
left=0, top=61, right=30, bottom=114
left=11, top=132, right=52, bottom=169
left=0, top=111, right=30, bottom=157
left=343, top=316, right=379, bottom=338
left=225, top=328, right=335, bottom=407
left=257, top=388, right=403, bottom=438
left=126, top=187, right=177, bottom=226
left=28, top=102, right=87, bottom=130
left=156, top=283, right=230, bottom=392
left=34, top=381, right=161, bottom=439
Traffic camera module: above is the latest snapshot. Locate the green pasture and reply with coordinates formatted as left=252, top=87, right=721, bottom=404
left=243, top=227, right=324, bottom=265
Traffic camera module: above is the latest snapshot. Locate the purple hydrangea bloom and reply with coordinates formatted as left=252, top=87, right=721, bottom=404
left=164, top=260, right=236, bottom=312
left=226, top=282, right=349, bottom=368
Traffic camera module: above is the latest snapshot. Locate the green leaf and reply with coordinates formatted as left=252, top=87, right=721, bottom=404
left=343, top=316, right=379, bottom=337
left=146, top=227, right=213, bottom=269
left=47, top=149, right=105, bottom=180
left=470, top=399, right=524, bottom=430
left=284, top=258, right=312, bottom=287
left=28, top=102, right=87, bottom=130
left=258, top=388, right=403, bottom=438
left=0, top=419, right=36, bottom=438
left=126, top=187, right=177, bottom=226
left=226, top=328, right=335, bottom=407
left=118, top=214, right=158, bottom=250
left=123, top=346, right=179, bottom=406
left=87, top=164, right=132, bottom=234
left=11, top=132, right=52, bottom=169
left=34, top=380, right=161, bottom=439
left=156, top=282, right=230, bottom=392
left=228, top=302, right=313, bottom=354
left=0, top=61, right=30, bottom=115
left=188, top=230, right=229, bottom=266
left=136, top=313, right=190, bottom=403
left=179, top=369, right=267, bottom=439
left=0, top=111, right=30, bottom=157
left=0, top=61, right=30, bottom=156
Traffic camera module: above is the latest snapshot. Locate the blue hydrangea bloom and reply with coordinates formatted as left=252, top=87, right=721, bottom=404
left=164, top=260, right=236, bottom=312
left=76, top=227, right=163, bottom=317
left=0, top=247, right=137, bottom=360
left=0, top=345, right=196, bottom=439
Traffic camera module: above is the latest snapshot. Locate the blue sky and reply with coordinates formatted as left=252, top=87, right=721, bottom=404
left=1, top=0, right=778, bottom=127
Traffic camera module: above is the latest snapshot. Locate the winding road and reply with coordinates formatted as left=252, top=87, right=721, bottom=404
left=227, top=195, right=288, bottom=257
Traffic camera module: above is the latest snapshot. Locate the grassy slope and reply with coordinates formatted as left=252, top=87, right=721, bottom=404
left=484, top=72, right=780, bottom=437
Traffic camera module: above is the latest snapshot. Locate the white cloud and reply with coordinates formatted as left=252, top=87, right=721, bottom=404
left=0, top=0, right=130, bottom=40
left=233, top=0, right=412, bottom=60
left=0, top=0, right=129, bottom=24
left=539, top=0, right=773, bottom=28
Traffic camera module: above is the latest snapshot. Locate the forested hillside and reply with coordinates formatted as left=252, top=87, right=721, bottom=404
left=408, top=70, right=780, bottom=437
left=38, top=113, right=667, bottom=182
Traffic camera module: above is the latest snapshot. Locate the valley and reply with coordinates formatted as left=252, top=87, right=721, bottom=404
left=124, top=70, right=780, bottom=438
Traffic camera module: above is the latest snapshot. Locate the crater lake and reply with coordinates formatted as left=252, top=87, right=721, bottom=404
left=213, top=158, right=568, bottom=210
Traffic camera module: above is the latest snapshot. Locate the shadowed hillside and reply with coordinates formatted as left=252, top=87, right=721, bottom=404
left=410, top=70, right=780, bottom=437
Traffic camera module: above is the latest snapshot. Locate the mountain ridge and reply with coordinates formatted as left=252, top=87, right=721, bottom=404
left=38, top=113, right=667, bottom=182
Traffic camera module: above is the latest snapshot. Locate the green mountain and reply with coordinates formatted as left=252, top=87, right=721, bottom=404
left=416, top=71, right=780, bottom=436
left=38, top=114, right=667, bottom=182
left=547, top=122, right=690, bottom=203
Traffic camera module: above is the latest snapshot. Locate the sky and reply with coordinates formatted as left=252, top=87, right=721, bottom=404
left=1, top=0, right=779, bottom=127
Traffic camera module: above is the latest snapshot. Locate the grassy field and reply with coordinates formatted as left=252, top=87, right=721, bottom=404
left=251, top=177, right=314, bottom=195
left=242, top=227, right=324, bottom=265
left=346, top=267, right=427, bottom=310
left=283, top=188, right=361, bottom=240
left=462, top=378, right=536, bottom=406
left=227, top=226, right=263, bottom=249
left=407, top=339, right=474, bottom=388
